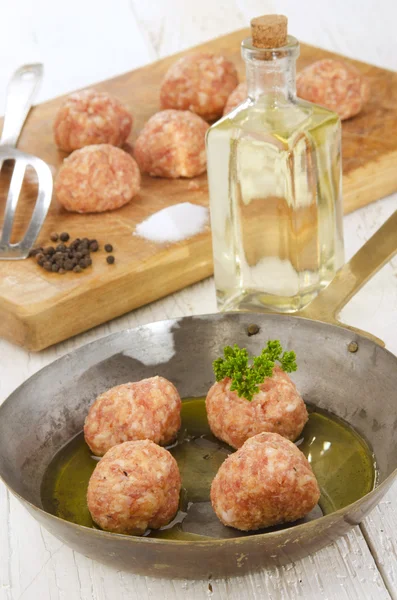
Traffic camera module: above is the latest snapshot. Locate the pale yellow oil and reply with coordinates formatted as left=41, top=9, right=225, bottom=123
left=206, top=96, right=344, bottom=312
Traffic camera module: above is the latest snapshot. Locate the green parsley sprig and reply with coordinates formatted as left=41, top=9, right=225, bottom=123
left=213, top=340, right=297, bottom=401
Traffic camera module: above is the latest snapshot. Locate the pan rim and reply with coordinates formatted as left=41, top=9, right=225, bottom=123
left=1, top=311, right=396, bottom=547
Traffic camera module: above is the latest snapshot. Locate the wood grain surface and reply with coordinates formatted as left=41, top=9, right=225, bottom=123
left=1, top=27, right=397, bottom=351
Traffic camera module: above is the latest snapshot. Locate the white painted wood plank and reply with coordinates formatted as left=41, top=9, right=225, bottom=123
left=361, top=485, right=397, bottom=600
left=1, top=485, right=392, bottom=600
left=238, top=0, right=397, bottom=70
left=127, top=0, right=257, bottom=58
left=0, top=485, right=12, bottom=600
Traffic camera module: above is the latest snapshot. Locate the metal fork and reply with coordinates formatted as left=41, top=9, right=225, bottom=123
left=0, top=64, right=53, bottom=260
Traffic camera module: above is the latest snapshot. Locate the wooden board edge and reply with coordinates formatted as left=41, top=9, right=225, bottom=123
left=343, top=149, right=397, bottom=213
left=1, top=241, right=213, bottom=351
left=0, top=297, right=32, bottom=348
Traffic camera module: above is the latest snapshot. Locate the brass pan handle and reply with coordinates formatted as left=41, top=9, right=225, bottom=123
left=297, top=210, right=397, bottom=346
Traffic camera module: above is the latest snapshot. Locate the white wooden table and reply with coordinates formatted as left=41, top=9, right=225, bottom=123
left=1, top=1, right=397, bottom=598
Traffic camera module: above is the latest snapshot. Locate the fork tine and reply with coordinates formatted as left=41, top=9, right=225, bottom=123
left=19, top=158, right=53, bottom=252
left=0, top=160, right=26, bottom=245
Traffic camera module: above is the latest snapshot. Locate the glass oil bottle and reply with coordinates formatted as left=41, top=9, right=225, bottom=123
left=206, top=15, right=344, bottom=313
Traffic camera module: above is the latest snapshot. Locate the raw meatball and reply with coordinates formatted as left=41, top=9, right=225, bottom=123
left=84, top=376, right=181, bottom=456
left=87, top=440, right=181, bottom=534
left=160, top=52, right=239, bottom=120
left=211, top=432, right=320, bottom=531
left=134, top=110, right=209, bottom=178
left=296, top=59, right=370, bottom=120
left=55, top=144, right=141, bottom=213
left=54, top=89, right=132, bottom=152
left=206, top=366, right=308, bottom=449
left=223, top=82, right=248, bottom=115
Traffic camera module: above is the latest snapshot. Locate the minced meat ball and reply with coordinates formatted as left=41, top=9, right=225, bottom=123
left=211, top=432, right=320, bottom=530
left=206, top=366, right=308, bottom=449
left=296, top=59, right=369, bottom=120
left=84, top=376, right=181, bottom=456
left=54, top=89, right=132, bottom=152
left=87, top=440, right=181, bottom=534
left=160, top=52, right=239, bottom=121
left=134, top=110, right=208, bottom=178
left=223, top=82, right=248, bottom=115
left=55, top=144, right=140, bottom=213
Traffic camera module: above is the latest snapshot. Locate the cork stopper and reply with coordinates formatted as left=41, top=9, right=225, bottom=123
left=251, top=15, right=288, bottom=49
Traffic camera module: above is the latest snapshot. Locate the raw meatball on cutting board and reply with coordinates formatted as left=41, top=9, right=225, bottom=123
left=223, top=82, right=248, bottom=115
left=54, top=89, right=133, bottom=152
left=160, top=52, right=239, bottom=120
left=134, top=110, right=209, bottom=178
left=297, top=59, right=369, bottom=120
left=55, top=144, right=141, bottom=213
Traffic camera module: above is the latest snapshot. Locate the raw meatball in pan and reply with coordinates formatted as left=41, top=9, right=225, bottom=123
left=206, top=366, right=308, bottom=449
left=84, top=376, right=181, bottom=456
left=87, top=440, right=181, bottom=535
left=211, top=432, right=320, bottom=531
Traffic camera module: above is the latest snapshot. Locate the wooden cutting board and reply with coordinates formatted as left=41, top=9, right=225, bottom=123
left=1, top=28, right=397, bottom=351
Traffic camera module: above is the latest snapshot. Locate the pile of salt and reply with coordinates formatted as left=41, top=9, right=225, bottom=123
left=134, top=202, right=209, bottom=244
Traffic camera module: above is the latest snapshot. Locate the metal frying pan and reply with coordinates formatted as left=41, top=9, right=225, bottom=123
left=0, top=211, right=396, bottom=579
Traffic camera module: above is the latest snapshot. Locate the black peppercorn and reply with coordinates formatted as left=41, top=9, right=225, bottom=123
left=31, top=232, right=104, bottom=275
left=106, top=255, right=115, bottom=264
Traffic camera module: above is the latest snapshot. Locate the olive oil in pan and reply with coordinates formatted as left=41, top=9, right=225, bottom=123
left=41, top=399, right=376, bottom=540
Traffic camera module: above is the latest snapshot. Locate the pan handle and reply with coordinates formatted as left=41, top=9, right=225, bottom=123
left=297, top=210, right=397, bottom=346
